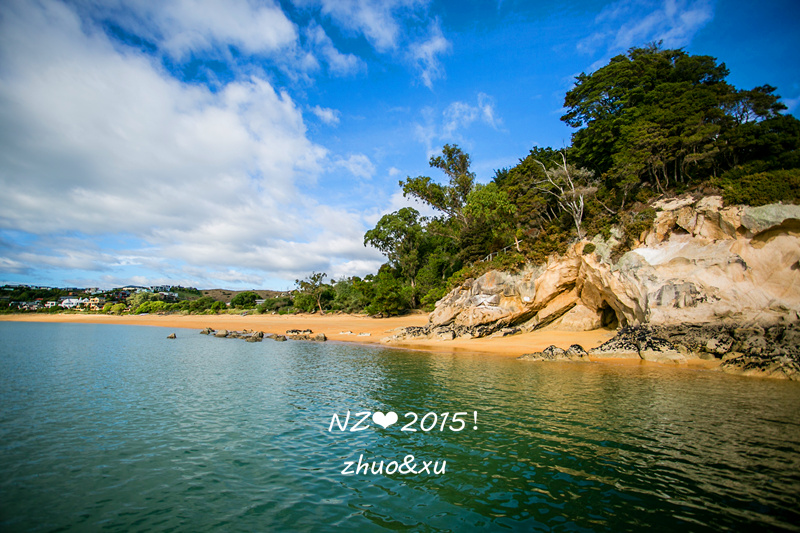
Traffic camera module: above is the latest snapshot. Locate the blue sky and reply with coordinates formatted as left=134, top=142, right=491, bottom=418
left=1, top=0, right=798, bottom=290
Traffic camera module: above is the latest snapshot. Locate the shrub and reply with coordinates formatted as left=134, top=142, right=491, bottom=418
left=718, top=167, right=800, bottom=206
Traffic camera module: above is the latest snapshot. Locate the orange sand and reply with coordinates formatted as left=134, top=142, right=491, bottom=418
left=1, top=311, right=611, bottom=356
left=0, top=312, right=718, bottom=369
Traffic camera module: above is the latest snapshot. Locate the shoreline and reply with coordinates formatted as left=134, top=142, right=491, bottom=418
left=0, top=312, right=721, bottom=371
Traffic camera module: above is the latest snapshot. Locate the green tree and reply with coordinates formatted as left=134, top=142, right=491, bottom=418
left=464, top=182, right=518, bottom=250
left=230, top=291, right=258, bottom=309
left=295, top=272, right=333, bottom=314
left=127, top=291, right=159, bottom=311
left=399, top=144, right=475, bottom=228
left=365, top=270, right=412, bottom=316
left=562, top=43, right=750, bottom=194
left=364, top=207, right=426, bottom=290
left=331, top=277, right=371, bottom=313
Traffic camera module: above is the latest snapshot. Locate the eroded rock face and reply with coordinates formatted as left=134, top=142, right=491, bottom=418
left=423, top=196, right=800, bottom=337
left=595, top=324, right=800, bottom=379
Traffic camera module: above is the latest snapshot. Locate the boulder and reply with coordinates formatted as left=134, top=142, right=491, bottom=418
left=740, top=204, right=800, bottom=235
left=167, top=333, right=176, bottom=339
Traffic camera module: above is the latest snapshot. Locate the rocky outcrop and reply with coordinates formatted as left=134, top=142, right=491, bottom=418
left=519, top=344, right=589, bottom=362
left=594, top=324, right=800, bottom=379
left=199, top=327, right=327, bottom=343
left=401, top=196, right=799, bottom=341
left=389, top=196, right=800, bottom=378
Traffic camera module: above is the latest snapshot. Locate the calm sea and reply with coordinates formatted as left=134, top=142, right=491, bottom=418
left=1, top=322, right=799, bottom=532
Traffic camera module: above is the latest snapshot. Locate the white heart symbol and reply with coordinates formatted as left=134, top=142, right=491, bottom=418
left=372, top=411, right=398, bottom=429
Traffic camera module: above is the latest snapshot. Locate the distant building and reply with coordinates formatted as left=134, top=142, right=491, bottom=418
left=60, top=297, right=89, bottom=309
left=88, top=297, right=106, bottom=311
left=121, top=286, right=149, bottom=293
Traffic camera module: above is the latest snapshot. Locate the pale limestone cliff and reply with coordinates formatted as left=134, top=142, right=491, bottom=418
left=427, top=196, right=800, bottom=335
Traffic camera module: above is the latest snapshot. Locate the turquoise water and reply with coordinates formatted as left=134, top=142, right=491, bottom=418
left=1, top=322, right=799, bottom=532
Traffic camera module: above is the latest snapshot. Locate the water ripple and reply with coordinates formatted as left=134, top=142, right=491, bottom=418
left=1, top=323, right=799, bottom=531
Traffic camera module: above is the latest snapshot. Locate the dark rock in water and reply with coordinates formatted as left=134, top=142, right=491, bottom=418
left=214, top=329, right=229, bottom=338
left=387, top=322, right=505, bottom=343
left=542, top=345, right=566, bottom=359
left=245, top=331, right=265, bottom=342
left=589, top=327, right=641, bottom=359
left=200, top=327, right=213, bottom=335
left=565, top=344, right=588, bottom=359
left=167, top=333, right=176, bottom=339
left=287, top=332, right=328, bottom=341
left=593, top=322, right=800, bottom=376
left=588, top=326, right=684, bottom=362
left=273, top=335, right=287, bottom=342
left=519, top=345, right=570, bottom=362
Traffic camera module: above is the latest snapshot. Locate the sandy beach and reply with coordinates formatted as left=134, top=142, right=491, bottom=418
left=0, top=311, right=621, bottom=357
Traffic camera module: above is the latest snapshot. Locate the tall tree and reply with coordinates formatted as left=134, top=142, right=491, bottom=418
left=295, top=272, right=331, bottom=314
left=562, top=43, right=742, bottom=193
left=364, top=207, right=426, bottom=290
left=463, top=183, right=519, bottom=250
left=399, top=144, right=475, bottom=228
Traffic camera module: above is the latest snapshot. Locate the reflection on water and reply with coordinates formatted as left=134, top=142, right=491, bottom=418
left=1, top=322, right=799, bottom=532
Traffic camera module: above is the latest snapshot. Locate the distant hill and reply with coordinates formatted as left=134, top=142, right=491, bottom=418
left=200, top=289, right=289, bottom=305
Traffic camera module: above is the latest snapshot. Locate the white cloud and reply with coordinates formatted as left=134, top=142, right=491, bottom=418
left=305, top=22, right=365, bottom=76
left=0, top=0, right=387, bottom=288
left=579, top=0, right=714, bottom=59
left=298, top=1, right=450, bottom=88
left=311, top=105, right=341, bottom=125
left=409, top=22, right=450, bottom=89
left=335, top=154, right=376, bottom=179
left=413, top=94, right=501, bottom=153
left=80, top=0, right=298, bottom=59
left=783, top=96, right=800, bottom=114
left=311, top=0, right=421, bottom=51
left=442, top=102, right=479, bottom=138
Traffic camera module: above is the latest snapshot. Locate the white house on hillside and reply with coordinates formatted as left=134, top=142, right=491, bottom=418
left=60, top=297, right=89, bottom=309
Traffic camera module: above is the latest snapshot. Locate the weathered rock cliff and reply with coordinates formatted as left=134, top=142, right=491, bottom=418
left=425, top=196, right=800, bottom=334
left=390, top=196, right=800, bottom=377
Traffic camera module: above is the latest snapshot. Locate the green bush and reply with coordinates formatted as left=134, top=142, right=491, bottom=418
left=230, top=291, right=259, bottom=309
left=719, top=167, right=800, bottom=206
left=365, top=271, right=413, bottom=316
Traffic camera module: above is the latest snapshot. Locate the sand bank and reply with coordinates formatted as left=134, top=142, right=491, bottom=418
left=1, top=312, right=612, bottom=356
left=0, top=312, right=718, bottom=369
